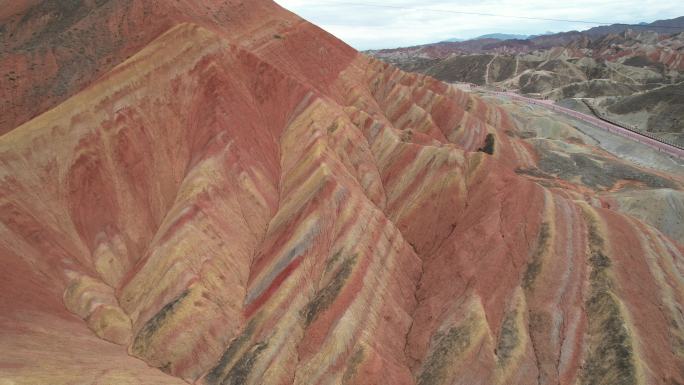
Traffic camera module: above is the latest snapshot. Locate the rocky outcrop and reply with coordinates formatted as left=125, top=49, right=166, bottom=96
left=1, top=1, right=684, bottom=384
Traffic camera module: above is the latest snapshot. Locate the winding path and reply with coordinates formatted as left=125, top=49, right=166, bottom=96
left=513, top=55, right=519, bottom=77
left=484, top=54, right=497, bottom=85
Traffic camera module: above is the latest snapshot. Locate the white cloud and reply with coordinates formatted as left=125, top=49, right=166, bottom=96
left=274, top=0, right=684, bottom=50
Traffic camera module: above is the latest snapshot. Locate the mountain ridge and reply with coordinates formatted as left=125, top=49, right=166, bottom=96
left=443, top=33, right=530, bottom=43
left=2, top=2, right=684, bottom=385
left=370, top=16, right=684, bottom=53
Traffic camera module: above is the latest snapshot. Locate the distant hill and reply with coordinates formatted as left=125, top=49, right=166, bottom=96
left=474, top=33, right=530, bottom=40
left=583, top=16, right=684, bottom=36
left=415, top=17, right=684, bottom=51
left=444, top=33, right=529, bottom=43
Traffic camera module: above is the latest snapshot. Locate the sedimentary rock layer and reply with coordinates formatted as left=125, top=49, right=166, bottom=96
left=1, top=1, right=683, bottom=384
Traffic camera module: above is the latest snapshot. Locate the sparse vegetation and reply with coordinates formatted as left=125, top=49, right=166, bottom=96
left=131, top=290, right=189, bottom=357
left=581, top=213, right=637, bottom=385
left=205, top=320, right=258, bottom=385
left=496, top=309, right=520, bottom=364
left=303, top=254, right=357, bottom=326
left=417, top=324, right=472, bottom=385
left=522, top=222, right=550, bottom=290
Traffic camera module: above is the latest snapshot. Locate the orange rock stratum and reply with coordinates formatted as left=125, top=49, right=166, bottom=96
left=1, top=1, right=684, bottom=384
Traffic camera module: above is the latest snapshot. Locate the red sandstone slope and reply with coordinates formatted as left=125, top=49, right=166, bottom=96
left=0, top=0, right=314, bottom=135
left=1, top=1, right=684, bottom=385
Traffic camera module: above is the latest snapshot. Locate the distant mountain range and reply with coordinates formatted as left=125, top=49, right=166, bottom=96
left=581, top=16, right=684, bottom=36
left=432, top=16, right=684, bottom=46
left=444, top=33, right=530, bottom=42
left=367, top=16, right=684, bottom=57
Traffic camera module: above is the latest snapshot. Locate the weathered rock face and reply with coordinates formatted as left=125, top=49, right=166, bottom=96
left=1, top=1, right=684, bottom=385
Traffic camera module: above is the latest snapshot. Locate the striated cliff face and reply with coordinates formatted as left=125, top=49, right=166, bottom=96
left=1, top=1, right=684, bottom=384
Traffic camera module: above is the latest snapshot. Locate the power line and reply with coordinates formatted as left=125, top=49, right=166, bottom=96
left=308, top=1, right=684, bottom=30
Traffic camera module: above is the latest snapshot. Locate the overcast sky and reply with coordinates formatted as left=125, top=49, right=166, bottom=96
left=274, top=1, right=684, bottom=50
